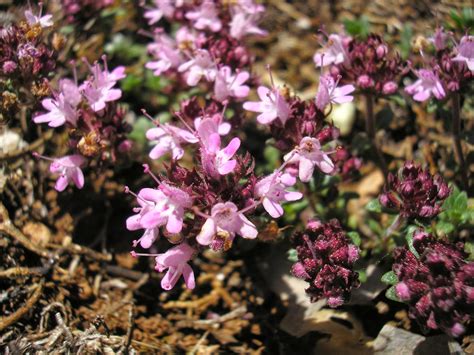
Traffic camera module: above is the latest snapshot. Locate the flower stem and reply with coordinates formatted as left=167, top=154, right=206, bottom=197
left=365, top=94, right=389, bottom=178
left=451, top=93, right=469, bottom=191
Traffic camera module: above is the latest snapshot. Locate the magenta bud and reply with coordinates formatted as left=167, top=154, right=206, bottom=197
left=2, top=60, right=17, bottom=74
left=357, top=75, right=374, bottom=89
left=376, top=45, right=388, bottom=59
left=382, top=81, right=398, bottom=95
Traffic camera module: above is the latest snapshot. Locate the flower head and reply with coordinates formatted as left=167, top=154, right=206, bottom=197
left=452, top=35, right=474, bottom=71
left=185, top=1, right=222, bottom=32
left=81, top=57, right=126, bottom=111
left=214, top=66, right=250, bottom=102
left=33, top=80, right=80, bottom=127
left=291, top=219, right=360, bottom=306
left=392, top=230, right=473, bottom=337
left=254, top=172, right=303, bottom=218
left=315, top=74, right=355, bottom=111
left=127, top=183, right=192, bottom=235
left=243, top=85, right=290, bottom=125
left=405, top=69, right=446, bottom=102
left=146, top=31, right=182, bottom=76
left=143, top=0, right=176, bottom=25
left=313, top=34, right=350, bottom=67
left=229, top=6, right=267, bottom=39
left=284, top=137, right=335, bottom=182
left=33, top=153, right=85, bottom=192
left=146, top=124, right=199, bottom=160
left=196, top=202, right=258, bottom=246
left=155, top=243, right=195, bottom=290
left=200, top=133, right=241, bottom=178
left=379, top=161, right=450, bottom=219
left=178, top=49, right=217, bottom=86
left=25, top=5, right=53, bottom=28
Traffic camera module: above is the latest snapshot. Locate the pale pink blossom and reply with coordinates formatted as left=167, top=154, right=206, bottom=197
left=175, top=26, right=206, bottom=49
left=146, top=32, right=182, bottom=76
left=155, top=243, right=195, bottom=290
left=194, top=114, right=231, bottom=142
left=143, top=0, right=175, bottom=25
left=126, top=189, right=160, bottom=249
left=254, top=172, right=303, bottom=218
left=452, top=35, right=474, bottom=71
left=34, top=79, right=80, bottom=127
left=214, top=66, right=250, bottom=102
left=229, top=8, right=267, bottom=39
left=196, top=202, right=258, bottom=246
left=315, top=75, right=355, bottom=111
left=429, top=27, right=450, bottom=51
left=178, top=49, right=217, bottom=86
left=405, top=69, right=446, bottom=102
left=200, top=133, right=240, bottom=178
left=284, top=137, right=335, bottom=182
left=25, top=6, right=53, bottom=28
left=128, top=183, right=192, bottom=234
left=243, top=86, right=290, bottom=125
left=146, top=124, right=198, bottom=160
left=313, top=34, right=350, bottom=67
left=185, top=1, right=222, bottom=32
left=49, top=155, right=85, bottom=192
left=81, top=58, right=126, bottom=111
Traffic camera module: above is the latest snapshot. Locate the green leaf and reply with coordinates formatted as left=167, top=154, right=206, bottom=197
left=385, top=286, right=402, bottom=302
left=436, top=220, right=455, bottom=235
left=287, top=249, right=298, bottom=263
left=400, top=24, right=413, bottom=59
left=347, top=231, right=361, bottom=246
left=357, top=269, right=367, bottom=283
left=465, top=242, right=474, bottom=261
left=343, top=16, right=370, bottom=39
left=381, top=271, right=398, bottom=285
left=366, top=199, right=382, bottom=213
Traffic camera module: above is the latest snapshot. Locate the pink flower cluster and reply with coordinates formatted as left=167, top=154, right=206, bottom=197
left=127, top=1, right=362, bottom=292
left=32, top=56, right=128, bottom=192
left=392, top=230, right=473, bottom=337
left=379, top=161, right=450, bottom=219
left=291, top=219, right=360, bottom=307
left=405, top=30, right=473, bottom=100
left=143, top=0, right=265, bottom=103
left=314, top=33, right=403, bottom=95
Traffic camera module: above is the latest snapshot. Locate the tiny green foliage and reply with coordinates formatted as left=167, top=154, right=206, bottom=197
left=381, top=271, right=398, bottom=285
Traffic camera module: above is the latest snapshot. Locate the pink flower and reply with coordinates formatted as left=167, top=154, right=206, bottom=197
left=429, top=27, right=450, bottom=51
left=129, top=183, right=192, bottom=234
left=214, top=66, right=250, bottom=102
left=185, top=1, right=222, bottom=32
left=254, top=172, right=303, bottom=218
left=315, top=75, right=355, bottom=111
left=126, top=189, right=160, bottom=249
left=196, top=202, right=258, bottom=245
left=49, top=155, right=85, bottom=192
left=146, top=31, right=182, bottom=76
left=146, top=124, right=199, bottom=160
left=229, top=8, right=267, bottom=39
left=155, top=243, right=195, bottom=290
left=284, top=137, right=335, bottom=182
left=178, top=49, right=217, bottom=86
left=25, top=6, right=53, bottom=28
left=313, top=34, right=350, bottom=67
left=200, top=133, right=241, bottom=178
left=143, top=0, right=175, bottom=25
left=243, top=86, right=290, bottom=125
left=405, top=69, right=446, bottom=102
left=81, top=58, right=126, bottom=112
left=194, top=114, right=231, bottom=139
left=34, top=79, right=81, bottom=127
left=452, top=35, right=474, bottom=71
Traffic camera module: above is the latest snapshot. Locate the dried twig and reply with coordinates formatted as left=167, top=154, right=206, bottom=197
left=0, top=281, right=44, bottom=332
left=0, top=202, right=52, bottom=258
left=0, top=131, right=53, bottom=162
